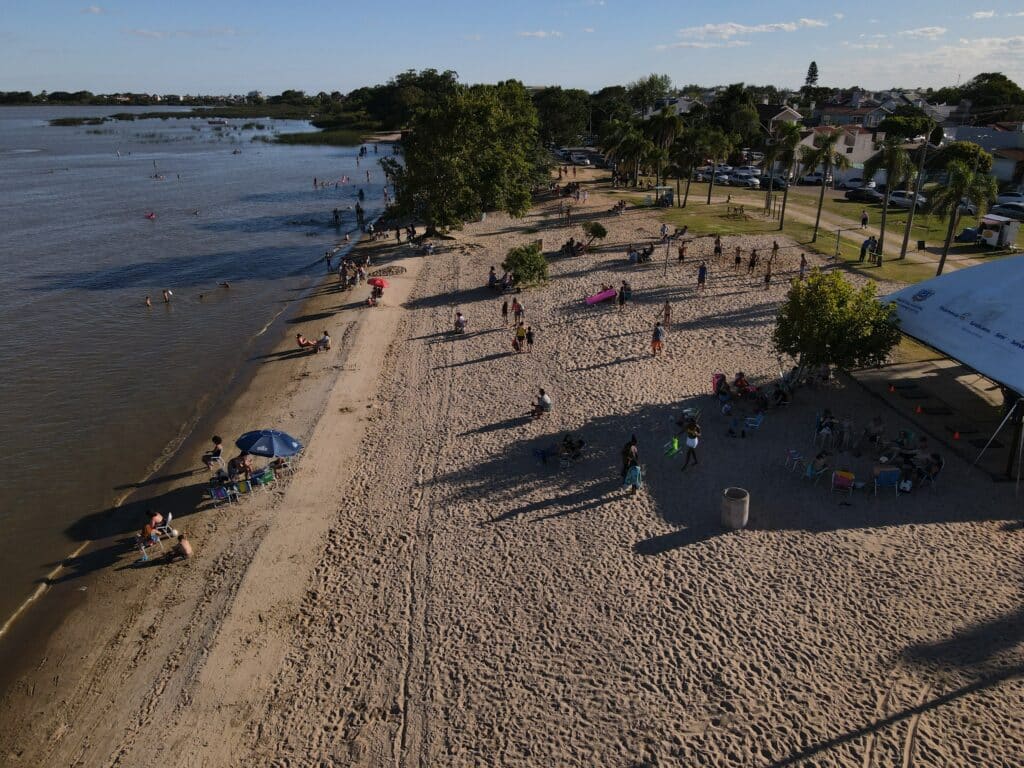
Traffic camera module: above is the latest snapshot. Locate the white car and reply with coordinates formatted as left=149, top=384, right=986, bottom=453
left=839, top=177, right=876, bottom=190
left=800, top=172, right=833, bottom=185
left=888, top=191, right=927, bottom=209
left=714, top=173, right=731, bottom=184
left=730, top=176, right=760, bottom=189
left=734, top=165, right=761, bottom=176
left=996, top=191, right=1024, bottom=205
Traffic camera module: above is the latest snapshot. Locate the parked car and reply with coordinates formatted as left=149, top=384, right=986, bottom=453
left=799, top=172, right=833, bottom=185
left=730, top=176, right=760, bottom=189
left=761, top=174, right=790, bottom=189
left=714, top=173, right=731, bottom=184
left=839, top=177, right=876, bottom=190
left=958, top=198, right=978, bottom=216
left=693, top=171, right=710, bottom=182
left=888, top=191, right=927, bottom=209
left=717, top=165, right=733, bottom=173
left=996, top=191, right=1024, bottom=205
left=734, top=165, right=761, bottom=176
left=990, top=202, right=1024, bottom=220
left=845, top=187, right=884, bottom=203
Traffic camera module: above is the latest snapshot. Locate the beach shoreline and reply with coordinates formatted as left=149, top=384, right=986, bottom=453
left=0, top=227, right=374, bottom=704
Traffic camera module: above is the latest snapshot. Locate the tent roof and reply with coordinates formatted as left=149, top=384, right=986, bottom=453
left=884, top=256, right=1024, bottom=395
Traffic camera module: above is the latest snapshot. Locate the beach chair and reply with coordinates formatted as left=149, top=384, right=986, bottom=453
left=250, top=466, right=276, bottom=491
left=663, top=436, right=680, bottom=457
left=208, top=484, right=240, bottom=505
left=155, top=512, right=175, bottom=538
left=873, top=468, right=902, bottom=497
left=785, top=449, right=806, bottom=473
left=744, top=413, right=764, bottom=433
left=830, top=471, right=855, bottom=496
left=802, top=463, right=828, bottom=485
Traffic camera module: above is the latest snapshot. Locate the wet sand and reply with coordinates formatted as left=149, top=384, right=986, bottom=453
left=1, top=170, right=1021, bottom=767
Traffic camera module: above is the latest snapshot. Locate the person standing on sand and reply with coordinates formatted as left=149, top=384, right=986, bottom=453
left=747, top=249, right=759, bottom=275
left=677, top=240, right=687, bottom=263
left=663, top=301, right=671, bottom=325
left=697, top=261, right=708, bottom=290
left=515, top=322, right=527, bottom=352
left=764, top=262, right=772, bottom=290
left=525, top=326, right=535, bottom=351
left=713, top=235, right=722, bottom=260
left=681, top=420, right=701, bottom=470
left=513, top=299, right=525, bottom=324
left=734, top=245, right=742, bottom=269
left=651, top=322, right=666, bottom=356
left=501, top=299, right=509, bottom=325
left=617, top=285, right=626, bottom=311
left=771, top=240, right=779, bottom=263
left=621, top=435, right=639, bottom=478
left=799, top=253, right=808, bottom=281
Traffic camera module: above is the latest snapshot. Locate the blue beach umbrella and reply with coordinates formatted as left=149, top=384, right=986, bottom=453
left=235, top=429, right=303, bottom=457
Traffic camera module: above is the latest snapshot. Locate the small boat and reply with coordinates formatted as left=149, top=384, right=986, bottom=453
left=207, top=119, right=227, bottom=126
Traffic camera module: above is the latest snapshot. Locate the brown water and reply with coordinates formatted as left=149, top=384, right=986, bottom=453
left=0, top=106, right=383, bottom=625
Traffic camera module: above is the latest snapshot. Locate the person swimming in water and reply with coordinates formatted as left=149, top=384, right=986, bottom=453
left=145, top=295, right=152, bottom=307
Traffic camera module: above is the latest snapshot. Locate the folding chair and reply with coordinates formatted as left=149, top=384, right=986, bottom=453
left=802, top=463, right=828, bottom=485
left=830, top=470, right=855, bottom=496
left=744, top=413, right=764, bottom=433
left=785, top=449, right=806, bottom=473
left=155, top=512, right=175, bottom=538
left=663, top=436, right=680, bottom=457
left=873, top=468, right=901, bottom=496
left=208, top=484, right=240, bottom=505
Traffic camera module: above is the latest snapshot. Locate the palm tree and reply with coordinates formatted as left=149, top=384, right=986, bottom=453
left=799, top=128, right=852, bottom=241
left=668, top=127, right=705, bottom=208
left=761, top=134, right=781, bottom=214
left=930, top=159, right=998, bottom=276
left=644, top=107, right=682, bottom=186
left=863, top=137, right=913, bottom=260
left=704, top=128, right=734, bottom=205
left=774, top=122, right=803, bottom=230
left=602, top=120, right=649, bottom=186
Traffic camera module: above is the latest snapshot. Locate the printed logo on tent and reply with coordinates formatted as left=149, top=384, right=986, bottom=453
left=911, top=289, right=934, bottom=303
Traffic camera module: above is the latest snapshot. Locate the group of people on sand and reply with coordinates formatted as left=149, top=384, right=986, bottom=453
left=488, top=265, right=515, bottom=293
left=136, top=508, right=193, bottom=563
left=296, top=330, right=331, bottom=353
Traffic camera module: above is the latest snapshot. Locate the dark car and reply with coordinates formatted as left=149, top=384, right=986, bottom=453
left=989, top=202, right=1024, bottom=220
left=844, top=187, right=884, bottom=203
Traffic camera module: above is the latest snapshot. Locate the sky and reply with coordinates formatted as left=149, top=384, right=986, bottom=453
left=3, top=0, right=1024, bottom=95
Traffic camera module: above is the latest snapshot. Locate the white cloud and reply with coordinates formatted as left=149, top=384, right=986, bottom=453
left=899, top=26, right=948, bottom=39
left=841, top=41, right=893, bottom=50
left=518, top=30, right=562, bottom=39
left=125, top=27, right=238, bottom=40
left=971, top=10, right=996, bottom=18
left=1007, top=11, right=1024, bottom=16
left=834, top=12, right=845, bottom=20
left=583, top=27, right=595, bottom=33
left=81, top=5, right=105, bottom=13
left=673, top=17, right=827, bottom=40
left=656, top=39, right=751, bottom=50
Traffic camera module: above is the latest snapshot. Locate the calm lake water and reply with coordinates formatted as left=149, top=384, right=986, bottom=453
left=0, top=106, right=382, bottom=624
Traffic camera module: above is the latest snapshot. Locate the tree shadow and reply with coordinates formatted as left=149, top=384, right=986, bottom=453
left=459, top=415, right=533, bottom=435
left=435, top=351, right=513, bottom=370
left=63, top=481, right=210, bottom=543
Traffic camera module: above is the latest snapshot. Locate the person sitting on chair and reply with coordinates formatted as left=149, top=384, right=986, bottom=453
left=202, top=435, right=224, bottom=470
left=733, top=371, right=750, bottom=392
left=228, top=451, right=253, bottom=480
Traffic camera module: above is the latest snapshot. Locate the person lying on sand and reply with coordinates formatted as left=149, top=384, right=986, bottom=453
left=296, top=333, right=317, bottom=350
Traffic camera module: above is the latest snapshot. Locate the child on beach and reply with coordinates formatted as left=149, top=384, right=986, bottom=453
left=681, top=420, right=701, bottom=470
left=764, top=263, right=772, bottom=290
left=513, top=299, right=525, bottom=324
left=515, top=322, right=527, bottom=352
left=663, top=301, right=671, bottom=326
left=202, top=436, right=224, bottom=471
left=747, top=249, right=759, bottom=275
left=677, top=241, right=686, bottom=263
left=651, top=322, right=666, bottom=356
left=713, top=235, right=722, bottom=259
left=697, top=261, right=708, bottom=290
left=799, top=254, right=808, bottom=281
left=734, top=246, right=742, bottom=269
left=525, top=326, right=534, bottom=351
left=501, top=299, right=509, bottom=325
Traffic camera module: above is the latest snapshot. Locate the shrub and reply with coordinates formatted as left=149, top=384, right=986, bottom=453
left=581, top=221, right=607, bottom=247
left=502, top=242, right=548, bottom=286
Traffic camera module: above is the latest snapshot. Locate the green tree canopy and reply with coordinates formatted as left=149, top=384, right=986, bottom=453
left=805, top=61, right=819, bottom=88
left=532, top=86, right=590, bottom=146
left=773, top=271, right=901, bottom=371
left=877, top=115, right=933, bottom=141
left=626, top=73, right=672, bottom=111
left=580, top=221, right=607, bottom=247
left=930, top=159, right=999, bottom=275
left=502, top=242, right=548, bottom=286
left=384, top=80, right=546, bottom=233
left=927, top=141, right=993, bottom=175
left=707, top=83, right=760, bottom=151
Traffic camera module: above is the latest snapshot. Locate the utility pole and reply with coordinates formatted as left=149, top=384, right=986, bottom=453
left=899, top=139, right=930, bottom=260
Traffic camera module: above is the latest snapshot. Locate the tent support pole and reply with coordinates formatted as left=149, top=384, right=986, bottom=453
left=973, top=399, right=1020, bottom=467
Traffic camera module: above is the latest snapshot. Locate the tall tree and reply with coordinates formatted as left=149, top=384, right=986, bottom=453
left=626, top=73, right=672, bottom=112
left=774, top=121, right=803, bottom=229
left=601, top=120, right=653, bottom=186
left=930, top=160, right=998, bottom=275
left=383, top=80, right=544, bottom=234
left=805, top=61, right=819, bottom=88
left=863, top=138, right=914, bottom=260
left=669, top=126, right=707, bottom=208
left=703, top=128, right=735, bottom=205
left=799, top=128, right=851, bottom=241
left=707, top=83, right=760, bottom=151
left=532, top=86, right=590, bottom=146
left=644, top=107, right=682, bottom=186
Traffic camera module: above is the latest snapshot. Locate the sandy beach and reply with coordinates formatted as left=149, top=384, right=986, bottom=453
left=1, top=170, right=1022, bottom=767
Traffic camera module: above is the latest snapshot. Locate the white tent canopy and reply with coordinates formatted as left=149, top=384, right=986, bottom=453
left=885, top=256, right=1024, bottom=395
